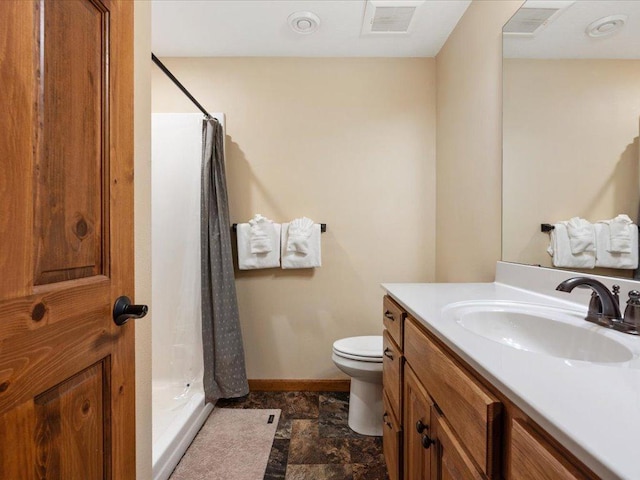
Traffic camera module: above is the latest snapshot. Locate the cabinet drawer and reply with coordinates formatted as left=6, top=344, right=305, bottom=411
left=383, top=391, right=402, bottom=480
left=405, top=318, right=501, bottom=478
left=383, top=330, right=402, bottom=419
left=383, top=295, right=405, bottom=349
left=510, top=419, right=590, bottom=480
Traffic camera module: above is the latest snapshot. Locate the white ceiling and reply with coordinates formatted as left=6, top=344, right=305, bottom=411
left=151, top=0, right=471, bottom=58
left=504, top=0, right=640, bottom=59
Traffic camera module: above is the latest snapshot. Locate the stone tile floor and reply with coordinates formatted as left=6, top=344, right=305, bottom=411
left=216, top=391, right=390, bottom=480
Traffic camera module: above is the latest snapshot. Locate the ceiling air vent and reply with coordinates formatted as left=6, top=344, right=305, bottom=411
left=503, top=1, right=575, bottom=37
left=361, top=1, right=424, bottom=35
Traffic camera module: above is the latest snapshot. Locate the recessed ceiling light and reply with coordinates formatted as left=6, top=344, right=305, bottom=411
left=288, top=11, right=321, bottom=35
left=586, top=14, right=627, bottom=38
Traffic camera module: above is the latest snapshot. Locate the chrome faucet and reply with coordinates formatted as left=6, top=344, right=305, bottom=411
left=556, top=277, right=638, bottom=334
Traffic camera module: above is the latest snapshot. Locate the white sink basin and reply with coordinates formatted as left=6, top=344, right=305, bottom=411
left=443, top=301, right=634, bottom=363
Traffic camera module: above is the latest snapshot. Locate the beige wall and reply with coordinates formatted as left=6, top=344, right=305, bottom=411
left=134, top=3, right=152, bottom=479
left=503, top=59, right=640, bottom=268
left=435, top=0, right=523, bottom=282
left=152, top=58, right=436, bottom=379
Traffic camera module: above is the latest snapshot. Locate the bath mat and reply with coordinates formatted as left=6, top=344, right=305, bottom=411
left=169, top=408, right=281, bottom=480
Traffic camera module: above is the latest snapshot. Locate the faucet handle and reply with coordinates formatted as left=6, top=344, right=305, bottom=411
left=623, top=290, right=640, bottom=331
left=588, top=291, right=602, bottom=316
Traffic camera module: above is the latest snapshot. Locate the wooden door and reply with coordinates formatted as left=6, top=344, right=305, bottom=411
left=403, top=366, right=434, bottom=480
left=0, top=0, right=135, bottom=478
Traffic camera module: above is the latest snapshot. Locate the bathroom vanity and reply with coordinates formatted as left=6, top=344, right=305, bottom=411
left=382, top=262, right=640, bottom=480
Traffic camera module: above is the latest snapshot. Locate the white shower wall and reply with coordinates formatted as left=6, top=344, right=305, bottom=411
left=151, top=113, right=224, bottom=480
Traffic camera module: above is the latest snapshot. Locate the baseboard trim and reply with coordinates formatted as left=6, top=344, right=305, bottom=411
left=248, top=379, right=351, bottom=392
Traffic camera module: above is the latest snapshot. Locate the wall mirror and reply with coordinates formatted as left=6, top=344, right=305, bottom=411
left=502, top=0, right=640, bottom=278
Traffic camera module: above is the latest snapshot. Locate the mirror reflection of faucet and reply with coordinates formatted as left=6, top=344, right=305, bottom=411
left=556, top=277, right=640, bottom=335
left=624, top=290, right=640, bottom=329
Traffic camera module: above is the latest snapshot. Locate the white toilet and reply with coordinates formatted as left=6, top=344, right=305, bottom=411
left=332, top=336, right=383, bottom=436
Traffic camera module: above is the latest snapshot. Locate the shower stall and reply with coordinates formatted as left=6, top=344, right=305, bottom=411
left=151, top=113, right=223, bottom=480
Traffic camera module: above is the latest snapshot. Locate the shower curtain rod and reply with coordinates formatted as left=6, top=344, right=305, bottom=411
left=151, top=53, right=213, bottom=119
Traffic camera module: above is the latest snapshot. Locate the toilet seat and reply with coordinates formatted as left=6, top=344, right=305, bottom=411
left=332, top=336, right=382, bottom=363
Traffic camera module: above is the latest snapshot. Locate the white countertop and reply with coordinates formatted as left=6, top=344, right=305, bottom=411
left=383, top=262, right=640, bottom=480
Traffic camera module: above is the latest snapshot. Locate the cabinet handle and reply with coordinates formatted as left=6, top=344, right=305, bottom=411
left=383, top=412, right=392, bottom=428
left=384, top=310, right=395, bottom=321
left=421, top=434, right=434, bottom=449
left=383, top=348, right=394, bottom=360
left=416, top=420, right=427, bottom=434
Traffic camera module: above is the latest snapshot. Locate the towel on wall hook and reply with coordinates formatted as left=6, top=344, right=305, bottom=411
left=281, top=218, right=322, bottom=269
left=286, top=217, right=315, bottom=254
left=237, top=214, right=281, bottom=270
left=248, top=214, right=275, bottom=253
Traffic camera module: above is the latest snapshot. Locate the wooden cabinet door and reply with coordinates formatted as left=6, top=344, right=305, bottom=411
left=403, top=366, right=434, bottom=480
left=0, top=1, right=135, bottom=478
left=432, top=408, right=484, bottom=480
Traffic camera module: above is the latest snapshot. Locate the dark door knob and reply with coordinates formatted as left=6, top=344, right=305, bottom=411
left=421, top=434, right=433, bottom=449
left=113, top=296, right=148, bottom=326
left=416, top=420, right=427, bottom=434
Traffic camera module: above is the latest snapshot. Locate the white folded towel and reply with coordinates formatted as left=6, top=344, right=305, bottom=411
left=547, top=223, right=595, bottom=269
left=248, top=214, right=274, bottom=254
left=237, top=222, right=281, bottom=270
left=594, top=222, right=638, bottom=269
left=607, top=214, right=633, bottom=253
left=286, top=217, right=315, bottom=254
left=281, top=222, right=321, bottom=269
left=565, top=217, right=595, bottom=254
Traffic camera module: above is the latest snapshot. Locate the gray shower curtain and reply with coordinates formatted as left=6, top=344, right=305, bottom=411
left=200, top=117, right=249, bottom=403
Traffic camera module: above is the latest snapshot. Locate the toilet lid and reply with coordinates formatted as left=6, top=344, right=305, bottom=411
left=333, top=336, right=382, bottom=359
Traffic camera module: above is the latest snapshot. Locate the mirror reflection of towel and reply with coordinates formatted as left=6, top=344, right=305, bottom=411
left=606, top=214, right=633, bottom=253
left=547, top=223, right=595, bottom=269
left=565, top=217, right=595, bottom=254
left=595, top=222, right=638, bottom=269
